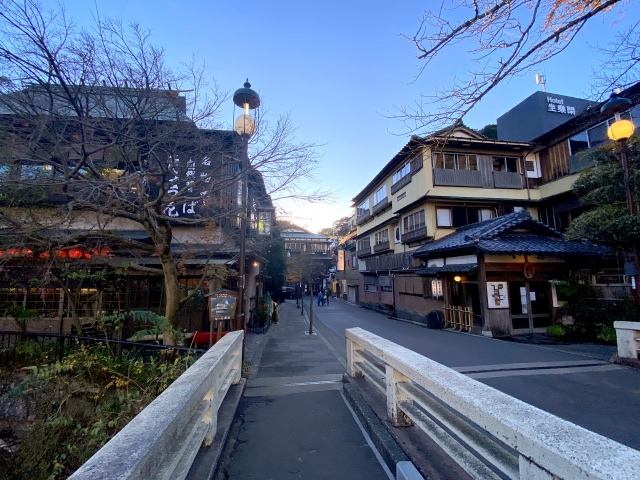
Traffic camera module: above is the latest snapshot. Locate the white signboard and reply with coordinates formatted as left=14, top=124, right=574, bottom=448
left=487, top=281, right=509, bottom=309
left=338, top=250, right=345, bottom=271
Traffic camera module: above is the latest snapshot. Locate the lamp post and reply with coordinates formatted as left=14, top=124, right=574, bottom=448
left=601, top=92, right=638, bottom=300
left=232, top=80, right=260, bottom=332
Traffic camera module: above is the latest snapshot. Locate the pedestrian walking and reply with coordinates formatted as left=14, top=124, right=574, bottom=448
left=295, top=285, right=301, bottom=308
left=317, top=290, right=323, bottom=307
left=324, top=288, right=329, bottom=305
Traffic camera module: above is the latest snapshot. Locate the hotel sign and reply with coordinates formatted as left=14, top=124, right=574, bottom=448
left=546, top=96, right=576, bottom=115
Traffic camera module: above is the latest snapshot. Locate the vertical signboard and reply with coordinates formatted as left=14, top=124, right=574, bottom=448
left=338, top=250, right=345, bottom=271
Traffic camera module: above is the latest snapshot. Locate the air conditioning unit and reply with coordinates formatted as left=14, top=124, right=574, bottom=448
left=394, top=226, right=401, bottom=244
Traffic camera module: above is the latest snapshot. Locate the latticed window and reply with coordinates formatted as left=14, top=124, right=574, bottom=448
left=374, top=229, right=389, bottom=245
left=403, top=209, right=426, bottom=233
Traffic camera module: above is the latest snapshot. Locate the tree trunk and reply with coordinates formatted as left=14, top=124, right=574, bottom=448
left=160, top=252, right=180, bottom=345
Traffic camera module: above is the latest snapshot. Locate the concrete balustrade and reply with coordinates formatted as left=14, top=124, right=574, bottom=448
left=69, top=330, right=243, bottom=480
left=346, top=327, right=640, bottom=480
left=614, top=321, right=640, bottom=359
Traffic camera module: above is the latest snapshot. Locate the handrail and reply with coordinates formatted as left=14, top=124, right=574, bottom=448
left=346, top=327, right=640, bottom=480
left=69, top=330, right=243, bottom=480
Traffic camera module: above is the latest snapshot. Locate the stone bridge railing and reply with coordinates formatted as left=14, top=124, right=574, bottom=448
left=346, top=327, right=640, bottom=480
left=69, top=330, right=243, bottom=480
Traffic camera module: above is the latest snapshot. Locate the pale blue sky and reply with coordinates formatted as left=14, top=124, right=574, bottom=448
left=60, top=0, right=638, bottom=232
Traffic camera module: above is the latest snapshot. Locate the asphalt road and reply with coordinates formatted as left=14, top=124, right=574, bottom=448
left=301, top=297, right=640, bottom=451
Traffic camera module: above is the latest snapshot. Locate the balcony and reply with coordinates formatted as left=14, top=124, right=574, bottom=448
left=433, top=168, right=483, bottom=188
left=569, top=154, right=595, bottom=174
left=344, top=239, right=356, bottom=251
left=493, top=171, right=523, bottom=189
left=372, top=198, right=390, bottom=216
left=357, top=246, right=372, bottom=258
left=401, top=226, right=429, bottom=244
left=356, top=211, right=372, bottom=225
left=373, top=240, right=391, bottom=254
left=390, top=174, right=411, bottom=195
left=365, top=252, right=415, bottom=272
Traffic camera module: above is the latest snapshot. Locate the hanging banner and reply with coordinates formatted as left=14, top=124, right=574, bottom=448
left=338, top=250, right=345, bottom=271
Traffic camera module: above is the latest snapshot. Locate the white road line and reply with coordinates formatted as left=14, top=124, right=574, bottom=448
left=468, top=364, right=623, bottom=379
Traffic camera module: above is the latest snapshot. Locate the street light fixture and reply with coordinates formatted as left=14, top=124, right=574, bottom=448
left=601, top=91, right=639, bottom=301
left=601, top=92, right=636, bottom=213
left=232, top=79, right=260, bottom=333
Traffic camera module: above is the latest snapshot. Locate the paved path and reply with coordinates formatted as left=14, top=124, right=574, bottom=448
left=214, top=303, right=391, bottom=480
left=309, top=297, right=640, bottom=451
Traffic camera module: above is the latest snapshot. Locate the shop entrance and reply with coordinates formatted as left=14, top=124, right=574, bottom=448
left=508, top=281, right=552, bottom=333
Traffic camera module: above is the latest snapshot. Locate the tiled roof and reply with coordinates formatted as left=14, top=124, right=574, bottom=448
left=412, top=211, right=610, bottom=258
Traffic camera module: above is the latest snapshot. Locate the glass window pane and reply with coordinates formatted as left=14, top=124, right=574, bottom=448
left=444, top=154, right=456, bottom=169
left=568, top=131, right=589, bottom=155
left=434, top=153, right=444, bottom=169
left=436, top=208, right=451, bottom=227
left=588, top=122, right=608, bottom=148
left=493, top=157, right=504, bottom=172
left=506, top=157, right=519, bottom=173
left=467, top=155, right=477, bottom=170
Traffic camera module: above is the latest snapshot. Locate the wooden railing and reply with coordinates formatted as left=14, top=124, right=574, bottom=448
left=433, top=168, right=483, bottom=187
left=401, top=226, right=428, bottom=244
left=443, top=305, right=473, bottom=332
left=346, top=327, right=640, bottom=480
left=373, top=240, right=391, bottom=253
left=69, top=330, right=243, bottom=480
left=364, top=252, right=414, bottom=272
left=493, top=171, right=523, bottom=189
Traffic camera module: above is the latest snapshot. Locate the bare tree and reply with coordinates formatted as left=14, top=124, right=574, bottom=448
left=0, top=0, right=324, bottom=339
left=396, top=0, right=633, bottom=132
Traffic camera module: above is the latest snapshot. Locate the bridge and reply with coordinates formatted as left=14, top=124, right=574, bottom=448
left=69, top=302, right=640, bottom=480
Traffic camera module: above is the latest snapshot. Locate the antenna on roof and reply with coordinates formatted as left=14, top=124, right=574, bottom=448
left=535, top=73, right=547, bottom=92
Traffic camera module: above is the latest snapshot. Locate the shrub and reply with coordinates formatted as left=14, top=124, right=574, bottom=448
left=547, top=324, right=566, bottom=338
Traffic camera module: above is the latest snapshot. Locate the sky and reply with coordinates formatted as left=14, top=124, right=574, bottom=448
left=59, top=0, right=639, bottom=233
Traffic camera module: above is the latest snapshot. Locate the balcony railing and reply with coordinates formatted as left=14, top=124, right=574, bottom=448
left=433, top=168, right=483, bottom=187
left=401, top=226, right=429, bottom=244
left=356, top=211, right=372, bottom=225
left=357, top=246, right=372, bottom=258
left=364, top=253, right=414, bottom=272
left=373, top=240, right=391, bottom=254
left=493, top=171, right=523, bottom=189
left=390, top=174, right=411, bottom=195
left=372, top=198, right=390, bottom=216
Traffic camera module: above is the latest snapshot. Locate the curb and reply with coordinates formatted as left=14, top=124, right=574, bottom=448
left=185, top=378, right=247, bottom=480
left=342, top=378, right=409, bottom=473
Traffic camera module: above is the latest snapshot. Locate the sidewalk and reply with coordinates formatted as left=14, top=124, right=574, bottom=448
left=214, top=302, right=391, bottom=480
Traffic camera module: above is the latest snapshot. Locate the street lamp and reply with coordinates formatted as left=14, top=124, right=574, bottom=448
left=601, top=91, right=639, bottom=300
left=232, top=79, right=260, bottom=332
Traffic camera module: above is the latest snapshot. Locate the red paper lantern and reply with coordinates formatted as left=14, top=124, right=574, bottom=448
left=57, top=250, right=68, bottom=258
left=68, top=248, right=83, bottom=259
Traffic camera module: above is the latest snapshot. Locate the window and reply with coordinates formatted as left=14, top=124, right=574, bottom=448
left=436, top=208, right=452, bottom=227
left=568, top=131, right=589, bottom=156
left=403, top=209, right=426, bottom=233
left=364, top=276, right=377, bottom=292
left=479, top=208, right=494, bottom=221
left=374, top=229, right=389, bottom=245
left=493, top=157, right=520, bottom=173
left=373, top=185, right=387, bottom=205
left=567, top=111, right=634, bottom=155
left=437, top=206, right=494, bottom=228
left=394, top=226, right=401, bottom=244
left=433, top=153, right=478, bottom=170
left=20, top=164, right=52, bottom=180
left=588, top=122, right=608, bottom=148
left=351, top=255, right=357, bottom=268
left=357, top=199, right=370, bottom=218
left=392, top=162, right=410, bottom=184
left=397, top=192, right=406, bottom=201
left=357, top=238, right=370, bottom=251
left=379, top=275, right=392, bottom=292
